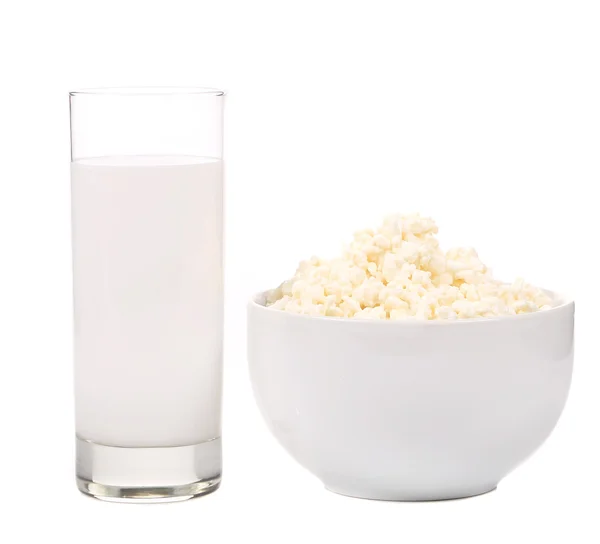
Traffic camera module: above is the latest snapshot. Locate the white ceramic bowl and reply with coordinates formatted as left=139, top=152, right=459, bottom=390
left=248, top=291, right=574, bottom=501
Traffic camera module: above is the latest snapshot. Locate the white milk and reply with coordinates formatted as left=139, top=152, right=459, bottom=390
left=71, top=156, right=223, bottom=447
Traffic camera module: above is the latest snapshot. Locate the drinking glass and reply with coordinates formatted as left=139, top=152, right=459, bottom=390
left=70, top=87, right=224, bottom=502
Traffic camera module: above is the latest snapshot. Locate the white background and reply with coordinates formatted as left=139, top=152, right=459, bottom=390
left=1, top=1, right=598, bottom=542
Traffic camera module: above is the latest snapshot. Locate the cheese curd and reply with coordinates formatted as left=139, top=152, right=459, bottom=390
left=266, top=214, right=553, bottom=320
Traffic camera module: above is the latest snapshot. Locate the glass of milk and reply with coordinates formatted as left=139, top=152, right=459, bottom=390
left=70, top=88, right=224, bottom=502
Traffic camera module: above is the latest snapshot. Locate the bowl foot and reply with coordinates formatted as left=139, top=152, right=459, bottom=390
left=324, top=483, right=498, bottom=502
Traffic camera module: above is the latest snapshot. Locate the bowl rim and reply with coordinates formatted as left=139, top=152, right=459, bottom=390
left=249, top=288, right=574, bottom=326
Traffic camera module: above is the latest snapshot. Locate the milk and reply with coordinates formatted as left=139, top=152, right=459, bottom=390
left=71, top=156, right=223, bottom=448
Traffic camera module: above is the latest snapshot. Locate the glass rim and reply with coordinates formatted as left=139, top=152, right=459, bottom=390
left=69, top=86, right=225, bottom=97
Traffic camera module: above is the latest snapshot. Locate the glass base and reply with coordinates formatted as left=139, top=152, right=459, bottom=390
left=76, top=437, right=221, bottom=503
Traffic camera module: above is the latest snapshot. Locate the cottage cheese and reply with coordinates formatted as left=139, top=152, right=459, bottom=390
left=266, top=214, right=552, bottom=320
